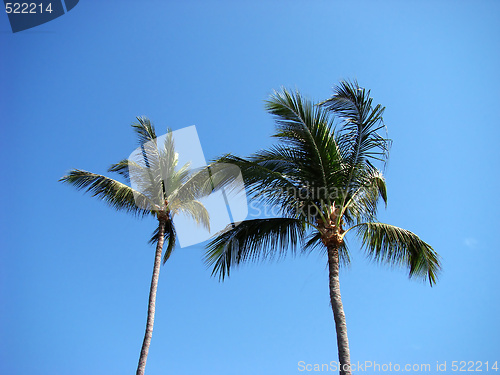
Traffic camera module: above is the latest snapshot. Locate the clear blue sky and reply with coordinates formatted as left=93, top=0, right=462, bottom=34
left=1, top=1, right=499, bottom=374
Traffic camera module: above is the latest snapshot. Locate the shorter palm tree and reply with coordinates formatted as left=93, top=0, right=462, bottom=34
left=205, top=82, right=441, bottom=375
left=60, top=117, right=214, bottom=375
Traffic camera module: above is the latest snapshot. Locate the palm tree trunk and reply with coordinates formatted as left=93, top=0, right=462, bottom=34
left=327, top=245, right=351, bottom=375
left=136, top=219, right=166, bottom=375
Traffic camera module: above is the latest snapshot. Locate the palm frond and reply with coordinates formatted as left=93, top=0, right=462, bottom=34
left=59, top=169, right=155, bottom=216
left=162, top=223, right=177, bottom=264
left=170, top=199, right=210, bottom=231
left=215, top=154, right=299, bottom=217
left=166, top=166, right=212, bottom=205
left=159, top=131, right=184, bottom=196
left=341, top=169, right=387, bottom=225
left=124, top=148, right=165, bottom=210
left=165, top=161, right=239, bottom=207
left=321, top=80, right=390, bottom=164
left=149, top=221, right=177, bottom=264
left=132, top=116, right=158, bottom=146
left=320, top=80, right=391, bottom=205
left=216, top=150, right=342, bottom=224
left=123, top=157, right=166, bottom=211
left=108, top=159, right=151, bottom=183
left=354, top=222, right=440, bottom=285
left=265, top=88, right=342, bottom=189
left=129, top=117, right=164, bottom=198
left=108, top=159, right=131, bottom=181
left=205, top=218, right=305, bottom=280
left=252, top=144, right=345, bottom=199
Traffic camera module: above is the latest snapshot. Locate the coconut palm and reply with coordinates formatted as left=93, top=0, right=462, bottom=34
left=60, top=117, right=215, bottom=375
left=205, top=81, right=441, bottom=375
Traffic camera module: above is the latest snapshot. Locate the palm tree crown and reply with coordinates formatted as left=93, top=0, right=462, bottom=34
left=205, top=81, right=440, bottom=375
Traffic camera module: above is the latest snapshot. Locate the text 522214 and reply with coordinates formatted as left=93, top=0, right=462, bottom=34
left=5, top=3, right=54, bottom=14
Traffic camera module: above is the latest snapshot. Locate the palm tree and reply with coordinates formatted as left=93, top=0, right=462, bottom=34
left=205, top=81, right=441, bottom=375
left=60, top=117, right=214, bottom=375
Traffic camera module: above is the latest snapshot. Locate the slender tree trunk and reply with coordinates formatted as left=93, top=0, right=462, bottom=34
left=136, top=219, right=166, bottom=375
left=327, top=245, right=351, bottom=375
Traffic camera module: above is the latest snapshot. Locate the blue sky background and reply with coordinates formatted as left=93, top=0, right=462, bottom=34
left=1, top=1, right=499, bottom=374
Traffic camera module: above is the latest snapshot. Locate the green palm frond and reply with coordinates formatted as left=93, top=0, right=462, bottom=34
left=108, top=159, right=132, bottom=180
left=132, top=116, right=158, bottom=146
left=149, top=221, right=177, bottom=264
left=252, top=145, right=345, bottom=203
left=59, top=169, right=155, bottom=216
left=216, top=153, right=334, bottom=222
left=205, top=162, right=246, bottom=196
left=342, top=169, right=387, bottom=225
left=130, top=117, right=163, bottom=195
left=216, top=154, right=299, bottom=217
left=163, top=223, right=176, bottom=263
left=252, top=145, right=301, bottom=182
left=108, top=159, right=152, bottom=183
left=265, top=88, right=342, bottom=189
left=205, top=218, right=305, bottom=280
left=218, top=154, right=294, bottom=192
left=320, top=80, right=390, bottom=166
left=354, top=222, right=440, bottom=285
left=320, top=81, right=391, bottom=207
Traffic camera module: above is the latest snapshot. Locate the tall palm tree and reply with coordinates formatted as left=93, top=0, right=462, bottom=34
left=205, top=81, right=441, bottom=375
left=60, top=117, right=213, bottom=375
